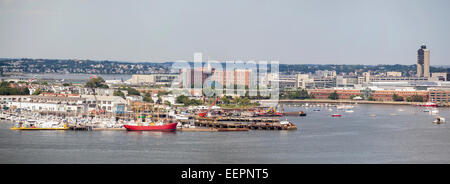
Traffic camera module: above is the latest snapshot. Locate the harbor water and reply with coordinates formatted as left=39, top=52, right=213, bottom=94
left=1, top=104, right=449, bottom=164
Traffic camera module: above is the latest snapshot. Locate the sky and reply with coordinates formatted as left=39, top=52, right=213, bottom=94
left=0, top=0, right=449, bottom=65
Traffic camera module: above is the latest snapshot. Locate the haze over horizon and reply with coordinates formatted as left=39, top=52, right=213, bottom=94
left=1, top=0, right=450, bottom=65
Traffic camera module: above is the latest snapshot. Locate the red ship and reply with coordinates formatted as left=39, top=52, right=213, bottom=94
left=417, top=102, right=437, bottom=107
left=331, top=114, right=342, bottom=117
left=124, top=122, right=178, bottom=131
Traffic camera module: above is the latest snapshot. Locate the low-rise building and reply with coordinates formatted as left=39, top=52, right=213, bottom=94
left=80, top=95, right=127, bottom=113
left=310, top=89, right=362, bottom=99
left=429, top=90, right=450, bottom=106
left=386, top=72, right=402, bottom=77
left=370, top=90, right=428, bottom=101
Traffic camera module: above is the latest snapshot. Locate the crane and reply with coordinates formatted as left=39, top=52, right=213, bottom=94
left=198, top=97, right=219, bottom=118
left=27, top=75, right=37, bottom=94
left=88, top=75, right=101, bottom=116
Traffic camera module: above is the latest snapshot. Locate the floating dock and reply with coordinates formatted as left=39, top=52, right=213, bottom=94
left=194, top=119, right=297, bottom=131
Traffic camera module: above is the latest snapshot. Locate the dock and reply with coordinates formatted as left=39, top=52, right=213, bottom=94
left=69, top=125, right=93, bottom=131
left=194, top=121, right=297, bottom=131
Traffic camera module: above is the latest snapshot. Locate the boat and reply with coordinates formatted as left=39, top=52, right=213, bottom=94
left=10, top=120, right=69, bottom=130
left=331, top=114, right=342, bottom=117
left=124, top=122, right=178, bottom=131
left=369, top=114, right=376, bottom=117
left=337, top=105, right=354, bottom=110
left=433, top=116, right=445, bottom=124
left=344, top=109, right=354, bottom=113
left=256, top=112, right=284, bottom=117
left=430, top=108, right=439, bottom=115
left=418, top=102, right=437, bottom=107
left=124, top=103, right=178, bottom=131
left=299, top=111, right=307, bottom=116
left=280, top=119, right=292, bottom=125
left=313, top=108, right=320, bottom=111
left=173, top=114, right=189, bottom=120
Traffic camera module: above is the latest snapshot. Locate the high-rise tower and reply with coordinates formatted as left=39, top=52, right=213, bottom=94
left=417, top=44, right=430, bottom=77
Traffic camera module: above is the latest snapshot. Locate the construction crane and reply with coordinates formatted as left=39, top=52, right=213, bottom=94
left=27, top=75, right=37, bottom=94
left=198, top=97, right=219, bottom=118
left=88, top=75, right=101, bottom=117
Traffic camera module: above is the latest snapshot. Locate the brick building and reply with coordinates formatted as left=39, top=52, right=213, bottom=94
left=310, top=89, right=362, bottom=99
left=429, top=90, right=450, bottom=106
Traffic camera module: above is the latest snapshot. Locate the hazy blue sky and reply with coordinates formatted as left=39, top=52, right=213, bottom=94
left=1, top=0, right=449, bottom=65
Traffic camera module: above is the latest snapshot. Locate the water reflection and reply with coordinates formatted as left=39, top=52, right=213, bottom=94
left=1, top=105, right=449, bottom=163
left=126, top=131, right=176, bottom=139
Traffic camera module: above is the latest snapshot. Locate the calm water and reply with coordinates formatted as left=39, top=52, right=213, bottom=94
left=1, top=104, right=449, bottom=164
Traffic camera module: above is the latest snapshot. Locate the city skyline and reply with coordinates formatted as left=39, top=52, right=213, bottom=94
left=1, top=0, right=450, bottom=65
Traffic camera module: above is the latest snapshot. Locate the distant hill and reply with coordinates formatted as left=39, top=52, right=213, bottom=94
left=0, top=58, right=448, bottom=75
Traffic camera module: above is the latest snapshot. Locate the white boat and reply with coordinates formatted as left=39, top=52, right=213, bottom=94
left=173, top=114, right=189, bottom=120
left=345, top=109, right=354, bottom=113
left=433, top=117, right=445, bottom=124
left=430, top=108, right=439, bottom=115
left=337, top=105, right=354, bottom=110
left=280, top=119, right=291, bottom=125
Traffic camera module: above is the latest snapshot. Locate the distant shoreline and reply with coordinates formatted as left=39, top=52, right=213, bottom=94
left=258, top=99, right=448, bottom=106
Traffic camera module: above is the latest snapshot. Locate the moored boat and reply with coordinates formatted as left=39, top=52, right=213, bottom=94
left=10, top=121, right=69, bottom=130
left=299, top=111, right=307, bottom=116
left=433, top=116, right=445, bottom=124
left=418, top=102, right=437, bottom=107
left=124, top=122, right=178, bottom=131
left=331, top=114, right=342, bottom=117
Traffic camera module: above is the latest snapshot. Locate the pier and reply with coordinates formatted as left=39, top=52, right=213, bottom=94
left=194, top=117, right=297, bottom=131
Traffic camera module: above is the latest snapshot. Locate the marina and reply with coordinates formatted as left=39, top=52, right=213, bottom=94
left=1, top=104, right=449, bottom=164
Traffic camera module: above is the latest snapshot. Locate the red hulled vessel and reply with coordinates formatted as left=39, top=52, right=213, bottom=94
left=124, top=122, right=178, bottom=131
left=417, top=102, right=437, bottom=107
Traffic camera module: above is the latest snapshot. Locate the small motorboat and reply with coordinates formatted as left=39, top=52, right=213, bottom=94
left=313, top=108, right=320, bottom=112
left=345, top=109, right=354, bottom=113
left=299, top=111, right=307, bottom=116
left=331, top=114, right=342, bottom=117
left=433, top=116, right=445, bottom=124
left=430, top=108, right=439, bottom=115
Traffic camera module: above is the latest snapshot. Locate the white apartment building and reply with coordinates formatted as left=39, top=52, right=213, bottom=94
left=81, top=95, right=128, bottom=113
